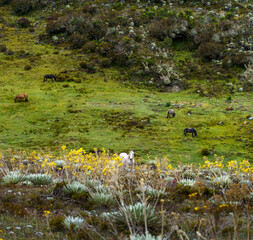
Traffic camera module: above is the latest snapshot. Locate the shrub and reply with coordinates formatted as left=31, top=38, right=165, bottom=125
left=82, top=4, right=97, bottom=15
left=17, top=17, right=31, bottom=28
left=0, top=0, right=12, bottom=6
left=68, top=34, right=87, bottom=49
left=231, top=53, right=252, bottom=68
left=0, top=44, right=7, bottom=52
left=24, top=64, right=32, bottom=70
left=2, top=171, right=26, bottom=184
left=149, top=19, right=171, bottom=41
left=82, top=41, right=97, bottom=53
left=96, top=41, right=113, bottom=57
left=199, top=42, right=225, bottom=60
left=5, top=49, right=14, bottom=55
left=201, top=147, right=210, bottom=156
left=11, top=0, right=33, bottom=15
left=99, top=58, right=112, bottom=68
left=49, top=215, right=65, bottom=232
left=46, top=19, right=66, bottom=35
left=26, top=173, right=53, bottom=185
left=165, top=101, right=171, bottom=107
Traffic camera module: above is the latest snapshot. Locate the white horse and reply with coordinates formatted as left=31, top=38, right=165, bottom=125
left=119, top=150, right=135, bottom=165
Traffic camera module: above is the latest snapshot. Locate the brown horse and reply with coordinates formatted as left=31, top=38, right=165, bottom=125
left=14, top=94, right=28, bottom=103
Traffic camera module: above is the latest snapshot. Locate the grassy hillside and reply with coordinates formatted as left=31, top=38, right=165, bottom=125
left=0, top=0, right=252, bottom=163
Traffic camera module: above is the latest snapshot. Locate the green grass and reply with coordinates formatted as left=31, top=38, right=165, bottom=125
left=0, top=22, right=252, bottom=164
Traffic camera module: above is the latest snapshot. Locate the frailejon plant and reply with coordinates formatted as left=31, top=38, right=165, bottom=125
left=63, top=181, right=88, bottom=195
left=102, top=202, right=161, bottom=230
left=2, top=171, right=26, bottom=184
left=137, top=186, right=166, bottom=198
left=212, top=175, right=232, bottom=188
left=178, top=179, right=196, bottom=187
left=89, top=192, right=115, bottom=207
left=63, top=216, right=84, bottom=230
left=130, top=233, right=165, bottom=240
left=26, top=173, right=53, bottom=185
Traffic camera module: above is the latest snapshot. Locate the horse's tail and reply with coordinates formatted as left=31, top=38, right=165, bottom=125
left=14, top=97, right=16, bottom=103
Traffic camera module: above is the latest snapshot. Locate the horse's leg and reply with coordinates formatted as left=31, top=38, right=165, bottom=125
left=26, top=96, right=28, bottom=102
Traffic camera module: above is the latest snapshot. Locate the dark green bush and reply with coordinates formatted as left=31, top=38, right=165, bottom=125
left=201, top=147, right=210, bottom=156
left=99, top=58, right=112, bottom=68
left=5, top=49, right=14, bottom=55
left=199, top=42, right=225, bottom=60
left=17, top=17, right=31, bottom=27
left=231, top=53, right=252, bottom=68
left=0, top=44, right=7, bottom=52
left=46, top=19, right=66, bottom=35
left=96, top=41, right=113, bottom=57
left=82, top=4, right=97, bottom=15
left=82, top=41, right=97, bottom=53
left=149, top=19, right=171, bottom=41
left=24, top=64, right=32, bottom=70
left=68, top=34, right=87, bottom=49
left=11, top=0, right=33, bottom=15
left=49, top=215, right=65, bottom=232
left=0, top=0, right=11, bottom=6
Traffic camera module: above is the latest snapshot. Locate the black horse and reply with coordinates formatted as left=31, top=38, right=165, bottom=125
left=184, top=128, right=197, bottom=137
left=44, top=74, right=56, bottom=82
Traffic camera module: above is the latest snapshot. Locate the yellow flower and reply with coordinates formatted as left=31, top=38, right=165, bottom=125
left=194, top=207, right=199, bottom=211
left=44, top=210, right=50, bottom=217
left=61, top=145, right=67, bottom=151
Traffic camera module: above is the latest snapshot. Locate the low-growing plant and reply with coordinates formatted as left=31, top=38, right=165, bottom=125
left=130, top=233, right=165, bottom=240
left=64, top=216, right=84, bottom=230
left=24, top=64, right=32, bottom=70
left=0, top=44, right=7, bottom=52
left=26, top=173, right=53, bottom=185
left=103, top=202, right=161, bottom=231
left=89, top=192, right=115, bottom=207
left=17, top=17, right=31, bottom=27
left=178, top=179, right=196, bottom=187
left=2, top=171, right=25, bottom=184
left=212, top=175, right=232, bottom=188
left=201, top=147, right=210, bottom=156
left=63, top=181, right=88, bottom=195
left=199, top=42, right=225, bottom=60
left=49, top=215, right=65, bottom=232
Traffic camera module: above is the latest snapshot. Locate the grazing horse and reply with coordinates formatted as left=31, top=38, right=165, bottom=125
left=44, top=74, right=56, bottom=82
left=167, top=109, right=175, bottom=118
left=14, top=94, right=28, bottom=103
left=119, top=150, right=135, bottom=165
left=184, top=128, right=197, bottom=137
